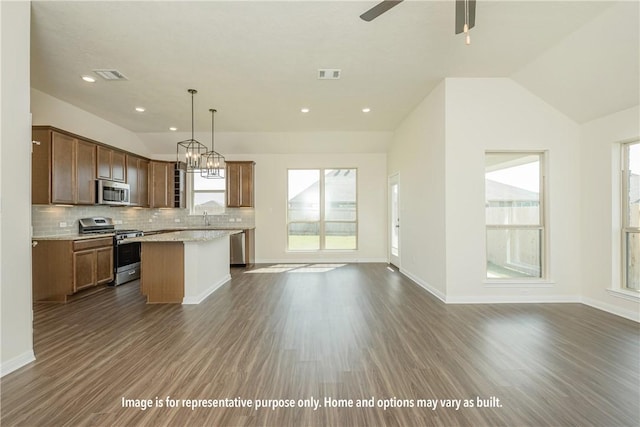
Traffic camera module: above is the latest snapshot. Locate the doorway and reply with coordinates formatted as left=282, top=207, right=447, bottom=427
left=389, top=173, right=400, bottom=268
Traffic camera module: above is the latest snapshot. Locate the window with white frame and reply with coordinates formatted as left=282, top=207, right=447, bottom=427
left=622, top=141, right=640, bottom=291
left=287, top=169, right=357, bottom=251
left=485, top=152, right=545, bottom=279
left=189, top=172, right=225, bottom=215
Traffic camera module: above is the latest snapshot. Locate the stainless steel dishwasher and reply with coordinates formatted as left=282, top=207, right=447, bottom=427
left=230, top=231, right=246, bottom=266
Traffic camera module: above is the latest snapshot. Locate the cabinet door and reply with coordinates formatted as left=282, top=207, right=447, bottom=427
left=150, top=161, right=169, bottom=208
left=32, top=128, right=52, bottom=204
left=95, top=246, right=114, bottom=285
left=138, top=159, right=149, bottom=207
left=226, top=162, right=241, bottom=207
left=226, top=161, right=255, bottom=207
left=126, top=155, right=139, bottom=206
left=73, top=249, right=95, bottom=292
left=239, top=162, right=254, bottom=207
left=97, top=146, right=112, bottom=180
left=51, top=132, right=75, bottom=204
left=76, top=139, right=96, bottom=204
left=97, top=147, right=126, bottom=182
left=112, top=150, right=126, bottom=182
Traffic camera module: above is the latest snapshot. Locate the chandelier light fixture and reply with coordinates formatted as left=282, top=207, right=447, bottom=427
left=200, top=108, right=226, bottom=179
left=176, top=89, right=208, bottom=172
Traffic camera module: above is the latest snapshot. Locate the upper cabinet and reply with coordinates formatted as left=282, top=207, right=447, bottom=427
left=149, top=161, right=175, bottom=208
left=32, top=127, right=96, bottom=205
left=97, top=146, right=126, bottom=182
left=226, top=161, right=255, bottom=207
left=32, top=126, right=180, bottom=209
left=76, top=139, right=98, bottom=204
left=126, top=155, right=149, bottom=207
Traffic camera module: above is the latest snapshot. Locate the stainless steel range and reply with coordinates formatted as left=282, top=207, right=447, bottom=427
left=79, top=217, right=144, bottom=286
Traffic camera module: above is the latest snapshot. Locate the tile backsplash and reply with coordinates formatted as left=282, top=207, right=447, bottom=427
left=32, top=205, right=255, bottom=237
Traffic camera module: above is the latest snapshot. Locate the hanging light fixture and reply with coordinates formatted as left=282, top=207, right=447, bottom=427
left=200, top=108, right=226, bottom=179
left=463, top=0, right=471, bottom=45
left=176, top=89, right=208, bottom=172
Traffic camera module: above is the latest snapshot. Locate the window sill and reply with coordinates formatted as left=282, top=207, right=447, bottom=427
left=606, top=288, right=640, bottom=302
left=483, top=280, right=555, bottom=288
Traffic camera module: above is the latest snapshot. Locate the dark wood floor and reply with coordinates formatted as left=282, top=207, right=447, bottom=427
left=1, top=263, right=639, bottom=426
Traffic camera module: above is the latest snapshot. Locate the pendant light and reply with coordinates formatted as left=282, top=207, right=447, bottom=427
left=463, top=0, right=471, bottom=45
left=200, top=108, right=226, bottom=179
left=176, top=89, right=208, bottom=172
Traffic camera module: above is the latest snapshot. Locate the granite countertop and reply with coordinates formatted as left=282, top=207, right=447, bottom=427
left=32, top=233, right=115, bottom=241
left=126, top=229, right=242, bottom=243
left=32, top=225, right=254, bottom=240
left=142, top=225, right=255, bottom=233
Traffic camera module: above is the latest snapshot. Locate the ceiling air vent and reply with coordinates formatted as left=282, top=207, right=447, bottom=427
left=317, top=69, right=341, bottom=80
left=93, top=69, right=128, bottom=81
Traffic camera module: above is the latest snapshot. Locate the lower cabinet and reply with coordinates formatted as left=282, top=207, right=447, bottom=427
left=72, top=245, right=114, bottom=292
left=33, top=237, right=114, bottom=302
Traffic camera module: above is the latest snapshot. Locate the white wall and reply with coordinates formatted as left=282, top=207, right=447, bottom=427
left=31, top=88, right=151, bottom=157
left=388, top=81, right=447, bottom=300
left=244, top=152, right=388, bottom=263
left=511, top=1, right=639, bottom=124
left=444, top=78, right=582, bottom=302
left=388, top=78, right=585, bottom=304
left=1, top=1, right=35, bottom=376
left=138, top=131, right=392, bottom=156
left=580, top=106, right=640, bottom=321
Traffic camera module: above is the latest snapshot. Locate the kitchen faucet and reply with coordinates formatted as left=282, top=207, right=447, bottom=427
left=203, top=211, right=210, bottom=226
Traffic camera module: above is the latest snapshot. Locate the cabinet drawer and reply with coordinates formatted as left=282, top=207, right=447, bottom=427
left=73, top=237, right=113, bottom=251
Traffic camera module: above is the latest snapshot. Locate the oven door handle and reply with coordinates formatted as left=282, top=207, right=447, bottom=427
left=117, top=240, right=132, bottom=245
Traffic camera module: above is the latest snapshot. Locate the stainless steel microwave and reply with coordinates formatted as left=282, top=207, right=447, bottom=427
left=96, top=179, right=130, bottom=205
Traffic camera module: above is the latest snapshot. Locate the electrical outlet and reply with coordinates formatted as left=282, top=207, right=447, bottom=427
left=229, top=218, right=236, bottom=222
left=114, top=220, right=123, bottom=225
left=59, top=222, right=67, bottom=228
left=236, top=217, right=242, bottom=222
left=148, top=219, right=153, bottom=222
left=174, top=218, right=180, bottom=223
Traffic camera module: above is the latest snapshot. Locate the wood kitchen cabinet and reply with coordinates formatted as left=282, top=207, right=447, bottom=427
left=149, top=161, right=175, bottom=208
left=126, top=155, right=149, bottom=207
left=97, top=146, right=126, bottom=182
left=226, top=161, right=255, bottom=207
left=32, top=237, right=113, bottom=302
left=32, top=127, right=96, bottom=205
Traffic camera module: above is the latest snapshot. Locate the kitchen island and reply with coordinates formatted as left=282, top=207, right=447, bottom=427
left=128, top=229, right=241, bottom=304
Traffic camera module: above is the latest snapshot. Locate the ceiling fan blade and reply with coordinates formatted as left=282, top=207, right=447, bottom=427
left=455, top=0, right=476, bottom=34
left=360, top=0, right=403, bottom=22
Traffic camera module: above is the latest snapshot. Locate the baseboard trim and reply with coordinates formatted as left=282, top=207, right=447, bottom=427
left=445, top=295, right=581, bottom=304
left=581, top=296, right=640, bottom=322
left=399, top=269, right=447, bottom=303
left=182, top=274, right=230, bottom=305
left=1, top=350, right=35, bottom=377
left=255, top=258, right=387, bottom=264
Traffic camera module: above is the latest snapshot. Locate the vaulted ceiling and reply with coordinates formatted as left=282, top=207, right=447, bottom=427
left=30, top=1, right=639, bottom=134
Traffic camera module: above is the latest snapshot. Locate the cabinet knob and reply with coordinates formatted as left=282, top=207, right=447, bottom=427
left=32, top=241, right=38, bottom=247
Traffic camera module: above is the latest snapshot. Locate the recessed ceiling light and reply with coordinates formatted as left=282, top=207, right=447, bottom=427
left=169, top=127, right=178, bottom=131
left=362, top=108, right=371, bottom=113
left=301, top=108, right=310, bottom=113
left=81, top=75, right=96, bottom=83
left=135, top=107, right=145, bottom=113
